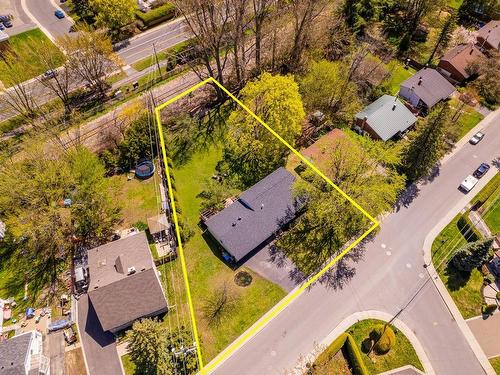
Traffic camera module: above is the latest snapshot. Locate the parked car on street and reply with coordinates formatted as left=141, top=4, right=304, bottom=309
left=473, top=163, right=490, bottom=178
left=2, top=20, right=12, bottom=28
left=42, top=69, right=57, bottom=80
left=0, top=23, right=4, bottom=30
left=459, top=175, right=479, bottom=193
left=469, top=131, right=485, bottom=145
left=54, top=10, right=65, bottom=19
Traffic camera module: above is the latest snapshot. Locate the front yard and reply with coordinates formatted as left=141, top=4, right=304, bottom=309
left=0, top=28, right=65, bottom=87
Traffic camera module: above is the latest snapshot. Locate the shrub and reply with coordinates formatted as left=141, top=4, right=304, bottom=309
left=483, top=273, right=495, bottom=285
left=136, top=3, right=176, bottom=28
left=482, top=304, right=497, bottom=315
left=133, top=221, right=148, bottom=231
left=345, top=334, right=369, bottom=375
left=370, top=325, right=396, bottom=354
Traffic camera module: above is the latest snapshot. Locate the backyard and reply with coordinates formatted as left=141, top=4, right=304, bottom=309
left=0, top=28, right=65, bottom=87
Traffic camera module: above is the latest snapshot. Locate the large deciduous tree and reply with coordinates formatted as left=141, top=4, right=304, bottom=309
left=221, top=73, right=305, bottom=186
left=89, top=0, right=136, bottom=34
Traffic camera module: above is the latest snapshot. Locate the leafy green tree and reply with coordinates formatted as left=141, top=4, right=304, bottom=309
left=468, top=51, right=500, bottom=108
left=197, top=179, right=239, bottom=211
left=343, top=0, right=378, bottom=34
left=300, top=60, right=362, bottom=128
left=118, top=112, right=155, bottom=170
left=278, top=133, right=405, bottom=275
left=89, top=0, right=136, bottom=33
left=222, top=73, right=305, bottom=186
left=126, top=318, right=197, bottom=375
left=458, top=0, right=500, bottom=22
left=400, top=104, right=451, bottom=182
left=452, top=238, right=493, bottom=272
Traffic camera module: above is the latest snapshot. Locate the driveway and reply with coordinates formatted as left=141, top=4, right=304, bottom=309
left=468, top=313, right=500, bottom=358
left=77, top=294, right=122, bottom=375
left=211, top=110, right=500, bottom=375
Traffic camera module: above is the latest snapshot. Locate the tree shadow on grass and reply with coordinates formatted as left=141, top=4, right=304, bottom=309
left=442, top=263, right=471, bottom=291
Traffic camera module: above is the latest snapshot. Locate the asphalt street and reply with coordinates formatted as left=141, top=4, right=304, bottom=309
left=211, top=111, right=500, bottom=375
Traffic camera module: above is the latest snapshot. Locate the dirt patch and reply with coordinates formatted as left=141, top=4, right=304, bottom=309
left=65, top=347, right=86, bottom=375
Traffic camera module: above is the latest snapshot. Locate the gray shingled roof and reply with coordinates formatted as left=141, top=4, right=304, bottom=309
left=400, top=68, right=455, bottom=108
left=0, top=332, right=31, bottom=375
left=88, top=232, right=167, bottom=332
left=477, top=20, right=500, bottom=50
left=355, top=95, right=417, bottom=141
left=205, top=167, right=297, bottom=261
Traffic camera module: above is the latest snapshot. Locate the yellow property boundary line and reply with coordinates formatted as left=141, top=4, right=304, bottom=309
left=154, top=77, right=380, bottom=374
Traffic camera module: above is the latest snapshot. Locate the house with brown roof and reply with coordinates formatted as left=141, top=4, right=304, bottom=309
left=438, top=44, right=485, bottom=82
left=477, top=20, right=500, bottom=51
left=87, top=232, right=167, bottom=333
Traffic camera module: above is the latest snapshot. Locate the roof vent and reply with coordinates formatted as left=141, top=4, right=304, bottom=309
left=392, top=104, right=397, bottom=111
left=127, top=266, right=136, bottom=275
left=418, top=77, right=422, bottom=85
left=237, top=217, right=242, bottom=221
left=261, top=203, right=264, bottom=209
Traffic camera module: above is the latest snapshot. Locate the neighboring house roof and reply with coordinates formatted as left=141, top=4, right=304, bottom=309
left=147, top=214, right=169, bottom=235
left=0, top=332, right=31, bottom=375
left=87, top=232, right=167, bottom=332
left=355, top=95, right=417, bottom=141
left=205, top=167, right=297, bottom=262
left=400, top=68, right=455, bottom=108
left=439, top=44, right=485, bottom=80
left=477, top=20, right=500, bottom=50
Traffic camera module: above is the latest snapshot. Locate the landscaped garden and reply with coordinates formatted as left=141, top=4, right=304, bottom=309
left=432, top=172, right=500, bottom=319
left=0, top=29, right=64, bottom=87
left=310, top=319, right=423, bottom=374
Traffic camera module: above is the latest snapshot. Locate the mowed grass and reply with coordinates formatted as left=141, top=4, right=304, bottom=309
left=349, top=319, right=424, bottom=373
left=0, top=29, right=65, bottom=87
left=171, top=145, right=286, bottom=361
left=449, top=97, right=484, bottom=140
left=108, top=174, right=161, bottom=229
left=491, top=356, right=500, bottom=374
left=478, top=172, right=500, bottom=234
left=383, top=61, right=415, bottom=95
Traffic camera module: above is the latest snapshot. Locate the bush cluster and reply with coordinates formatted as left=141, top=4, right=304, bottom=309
left=136, top=3, right=176, bottom=28
left=370, top=325, right=396, bottom=354
left=482, top=304, right=497, bottom=315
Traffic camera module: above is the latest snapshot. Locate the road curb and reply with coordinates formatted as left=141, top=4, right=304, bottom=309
left=422, top=109, right=499, bottom=375
left=316, top=310, right=435, bottom=375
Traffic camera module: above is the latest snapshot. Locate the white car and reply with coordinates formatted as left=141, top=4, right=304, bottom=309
left=460, top=175, right=478, bottom=193
left=469, top=131, right=485, bottom=145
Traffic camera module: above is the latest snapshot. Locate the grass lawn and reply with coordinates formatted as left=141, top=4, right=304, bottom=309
left=121, top=354, right=136, bottom=375
left=484, top=201, right=500, bottom=234
left=477, top=172, right=500, bottom=234
left=383, top=61, right=415, bottom=95
left=170, top=144, right=286, bottom=361
left=108, top=174, right=161, bottom=229
left=491, top=356, right=500, bottom=374
left=0, top=29, right=64, bottom=87
left=449, top=97, right=484, bottom=140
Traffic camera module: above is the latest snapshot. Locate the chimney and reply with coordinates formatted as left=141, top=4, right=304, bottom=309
left=261, top=203, right=264, bottom=210
left=418, top=77, right=422, bottom=86
left=392, top=103, right=397, bottom=111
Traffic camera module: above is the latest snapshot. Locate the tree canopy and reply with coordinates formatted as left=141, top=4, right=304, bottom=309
left=452, top=238, right=493, bottom=272
left=221, top=73, right=305, bottom=186
left=89, top=0, right=136, bottom=33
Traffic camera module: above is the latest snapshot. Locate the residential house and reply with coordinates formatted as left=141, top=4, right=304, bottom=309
left=438, top=44, right=485, bottom=82
left=399, top=68, right=455, bottom=112
left=205, top=167, right=298, bottom=263
left=0, top=331, right=50, bottom=375
left=87, top=232, right=167, bottom=333
left=477, top=20, right=500, bottom=51
left=355, top=95, right=417, bottom=141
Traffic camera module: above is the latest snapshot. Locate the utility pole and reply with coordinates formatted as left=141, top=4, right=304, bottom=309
left=153, top=43, right=162, bottom=80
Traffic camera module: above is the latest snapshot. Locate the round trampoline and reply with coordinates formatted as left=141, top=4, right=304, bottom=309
left=135, top=160, right=155, bottom=179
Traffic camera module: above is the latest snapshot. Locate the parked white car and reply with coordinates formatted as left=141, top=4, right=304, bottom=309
left=459, top=175, right=478, bottom=193
left=469, top=131, right=485, bottom=145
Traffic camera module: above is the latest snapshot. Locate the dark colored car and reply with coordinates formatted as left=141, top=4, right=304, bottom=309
left=473, top=163, right=490, bottom=179
left=54, top=10, right=65, bottom=19
left=0, top=15, right=10, bottom=23
left=3, top=20, right=12, bottom=28
left=42, top=69, right=57, bottom=80
left=0, top=23, right=4, bottom=31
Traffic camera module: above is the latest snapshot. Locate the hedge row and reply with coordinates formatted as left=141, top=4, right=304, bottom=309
left=136, top=3, right=176, bottom=28
left=457, top=212, right=481, bottom=242
left=314, top=333, right=368, bottom=375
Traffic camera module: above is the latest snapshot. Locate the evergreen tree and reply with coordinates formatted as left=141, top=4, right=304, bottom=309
left=452, top=238, right=493, bottom=272
left=343, top=0, right=378, bottom=34
left=401, top=104, right=451, bottom=182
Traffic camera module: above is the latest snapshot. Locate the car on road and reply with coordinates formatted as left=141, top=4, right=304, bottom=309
left=459, top=175, right=479, bottom=193
left=2, top=20, right=12, bottom=28
left=469, top=131, right=485, bottom=145
left=54, top=10, right=65, bottom=19
left=0, top=23, right=4, bottom=31
left=42, top=69, right=57, bottom=80
left=473, top=163, right=490, bottom=179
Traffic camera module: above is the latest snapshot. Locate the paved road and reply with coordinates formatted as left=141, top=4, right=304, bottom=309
left=24, top=0, right=73, bottom=40
left=77, top=294, right=122, bottom=375
left=212, top=111, right=500, bottom=375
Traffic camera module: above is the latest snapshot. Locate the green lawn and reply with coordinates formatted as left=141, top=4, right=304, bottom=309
left=170, top=144, right=286, bottom=361
left=108, top=174, right=161, bottom=229
left=316, top=319, right=423, bottom=374
left=0, top=29, right=65, bottom=87
left=121, top=354, right=136, bottom=375
left=491, top=356, right=500, bottom=374
left=449, top=97, right=484, bottom=140
left=476, top=172, right=500, bottom=234
left=383, top=61, right=415, bottom=95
